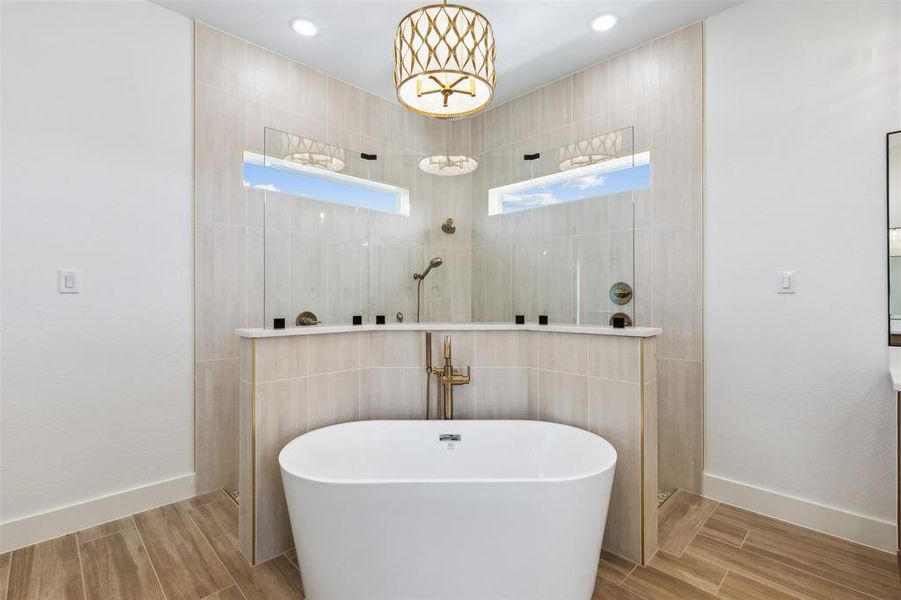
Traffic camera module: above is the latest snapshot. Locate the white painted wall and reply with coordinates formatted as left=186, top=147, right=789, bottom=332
left=705, top=1, right=901, bottom=549
left=0, top=0, right=194, bottom=547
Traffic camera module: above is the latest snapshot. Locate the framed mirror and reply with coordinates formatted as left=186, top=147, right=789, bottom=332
left=888, top=130, right=901, bottom=345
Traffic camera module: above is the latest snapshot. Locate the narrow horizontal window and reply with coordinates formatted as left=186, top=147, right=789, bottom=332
left=243, top=151, right=410, bottom=215
left=488, top=151, right=651, bottom=216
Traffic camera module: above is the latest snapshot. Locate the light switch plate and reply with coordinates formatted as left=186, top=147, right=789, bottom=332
left=777, top=270, right=795, bottom=294
left=58, top=269, right=81, bottom=294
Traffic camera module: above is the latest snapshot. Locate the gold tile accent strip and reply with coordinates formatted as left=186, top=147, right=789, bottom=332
left=251, top=338, right=257, bottom=565
left=639, top=339, right=646, bottom=564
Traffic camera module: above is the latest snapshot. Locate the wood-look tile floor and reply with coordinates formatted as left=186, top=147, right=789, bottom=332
left=1, top=489, right=897, bottom=599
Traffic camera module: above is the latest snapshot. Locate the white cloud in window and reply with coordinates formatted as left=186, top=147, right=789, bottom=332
left=253, top=183, right=280, bottom=192
left=501, top=192, right=559, bottom=208
left=563, top=174, right=606, bottom=190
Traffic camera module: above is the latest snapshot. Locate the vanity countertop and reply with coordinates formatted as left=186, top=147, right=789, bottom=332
left=889, top=347, right=901, bottom=392
left=236, top=322, right=662, bottom=339
left=891, top=366, right=901, bottom=393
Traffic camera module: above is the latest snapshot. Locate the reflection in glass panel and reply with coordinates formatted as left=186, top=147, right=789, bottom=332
left=258, top=124, right=641, bottom=329
left=888, top=131, right=901, bottom=344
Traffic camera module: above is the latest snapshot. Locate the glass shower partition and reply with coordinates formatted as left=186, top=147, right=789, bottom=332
left=258, top=127, right=428, bottom=328
left=256, top=124, right=644, bottom=329
left=471, top=126, right=642, bottom=326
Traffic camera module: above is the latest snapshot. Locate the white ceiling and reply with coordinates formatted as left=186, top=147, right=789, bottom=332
left=157, top=0, right=739, bottom=106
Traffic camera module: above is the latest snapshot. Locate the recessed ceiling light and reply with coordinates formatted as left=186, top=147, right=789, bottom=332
left=591, top=14, right=618, bottom=32
left=291, top=18, right=318, bottom=37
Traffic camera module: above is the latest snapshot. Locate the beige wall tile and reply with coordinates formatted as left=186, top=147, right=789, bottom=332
left=289, top=61, right=327, bottom=122
left=642, top=337, right=658, bottom=383
left=483, top=101, right=511, bottom=150
left=588, top=377, right=641, bottom=561
left=326, top=77, right=362, bottom=133
left=658, top=358, right=703, bottom=492
left=538, top=370, right=588, bottom=428
left=308, top=332, right=360, bottom=375
left=255, top=336, right=308, bottom=382
left=537, top=332, right=588, bottom=375
left=368, top=331, right=424, bottom=367
left=196, top=222, right=246, bottom=361
left=239, top=338, right=253, bottom=383
left=507, top=90, right=544, bottom=142
left=642, top=377, right=659, bottom=561
left=245, top=43, right=291, bottom=111
left=238, top=380, right=253, bottom=560
left=308, top=371, right=360, bottom=431
left=535, top=237, right=574, bottom=322
left=474, top=330, right=533, bottom=367
left=245, top=228, right=264, bottom=329
left=360, top=368, right=427, bottom=419
left=653, top=221, right=703, bottom=361
left=528, top=368, right=539, bottom=419
left=572, top=60, right=609, bottom=122
left=475, top=368, right=532, bottom=419
left=194, top=85, right=244, bottom=225
left=195, top=23, right=225, bottom=87
left=588, top=336, right=641, bottom=382
left=541, top=77, right=573, bottom=131
left=254, top=377, right=308, bottom=561
left=195, top=359, right=240, bottom=494
left=358, top=331, right=372, bottom=368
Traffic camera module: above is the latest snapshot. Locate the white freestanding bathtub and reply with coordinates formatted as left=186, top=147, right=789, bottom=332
left=279, top=420, right=616, bottom=600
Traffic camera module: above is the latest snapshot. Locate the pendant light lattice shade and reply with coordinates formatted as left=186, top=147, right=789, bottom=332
left=394, top=2, right=496, bottom=117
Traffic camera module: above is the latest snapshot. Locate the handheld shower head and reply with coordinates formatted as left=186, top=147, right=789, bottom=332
left=413, top=257, right=443, bottom=322
left=414, top=257, right=443, bottom=280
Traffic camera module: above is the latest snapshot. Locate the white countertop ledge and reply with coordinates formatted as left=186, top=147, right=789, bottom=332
left=890, top=347, right=901, bottom=392
left=236, top=322, right=662, bottom=339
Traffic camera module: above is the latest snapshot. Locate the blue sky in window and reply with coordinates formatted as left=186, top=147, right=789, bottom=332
left=500, top=163, right=651, bottom=213
left=243, top=162, right=399, bottom=214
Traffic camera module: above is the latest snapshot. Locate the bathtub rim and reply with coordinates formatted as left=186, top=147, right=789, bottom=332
left=278, top=419, right=618, bottom=486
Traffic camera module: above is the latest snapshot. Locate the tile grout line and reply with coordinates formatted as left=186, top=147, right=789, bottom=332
left=199, top=583, right=244, bottom=600
left=714, top=568, right=728, bottom=595
left=182, top=502, right=242, bottom=596
left=73, top=535, right=90, bottom=600
left=693, top=533, right=884, bottom=600
left=736, top=535, right=888, bottom=600
left=132, top=517, right=171, bottom=600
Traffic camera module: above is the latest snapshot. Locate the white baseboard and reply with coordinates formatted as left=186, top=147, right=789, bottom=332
left=0, top=473, right=196, bottom=553
left=703, top=472, right=896, bottom=553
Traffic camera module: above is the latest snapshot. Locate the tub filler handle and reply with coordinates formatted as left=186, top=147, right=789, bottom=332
left=439, top=434, right=461, bottom=442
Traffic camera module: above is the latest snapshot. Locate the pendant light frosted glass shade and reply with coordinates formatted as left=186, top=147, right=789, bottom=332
left=418, top=154, right=479, bottom=176
left=394, top=2, right=496, bottom=118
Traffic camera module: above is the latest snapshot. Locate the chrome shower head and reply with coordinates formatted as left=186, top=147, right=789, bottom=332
left=414, top=257, right=443, bottom=280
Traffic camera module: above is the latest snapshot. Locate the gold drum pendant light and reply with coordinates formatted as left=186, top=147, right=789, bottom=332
left=394, top=1, right=496, bottom=118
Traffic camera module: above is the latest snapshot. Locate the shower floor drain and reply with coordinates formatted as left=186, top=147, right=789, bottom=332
left=657, top=488, right=676, bottom=507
